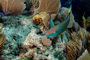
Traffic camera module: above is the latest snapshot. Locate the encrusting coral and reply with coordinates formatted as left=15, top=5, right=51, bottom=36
left=0, top=0, right=26, bottom=15
left=19, top=29, right=55, bottom=60
left=42, top=35, right=52, bottom=46
left=23, top=29, right=44, bottom=51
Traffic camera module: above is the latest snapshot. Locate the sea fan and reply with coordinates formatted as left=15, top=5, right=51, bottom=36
left=0, top=0, right=26, bottom=15
left=36, top=0, right=60, bottom=15
left=0, top=24, right=6, bottom=52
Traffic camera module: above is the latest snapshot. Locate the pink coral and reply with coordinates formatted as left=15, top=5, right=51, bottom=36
left=42, top=36, right=52, bottom=46
left=0, top=0, right=26, bottom=15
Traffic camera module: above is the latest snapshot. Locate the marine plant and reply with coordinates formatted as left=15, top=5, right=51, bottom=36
left=0, top=0, right=26, bottom=15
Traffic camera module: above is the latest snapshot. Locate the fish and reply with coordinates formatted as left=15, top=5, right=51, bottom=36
left=50, top=19, right=55, bottom=28
left=45, top=5, right=72, bottom=38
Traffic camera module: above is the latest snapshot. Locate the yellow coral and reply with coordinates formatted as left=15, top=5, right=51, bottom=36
left=33, top=12, right=50, bottom=31
left=82, top=16, right=90, bottom=29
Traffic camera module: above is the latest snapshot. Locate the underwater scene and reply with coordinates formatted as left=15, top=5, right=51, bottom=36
left=0, top=0, right=90, bottom=60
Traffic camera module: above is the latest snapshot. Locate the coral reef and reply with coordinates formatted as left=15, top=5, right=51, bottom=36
left=25, top=0, right=39, bottom=14
left=33, top=12, right=50, bottom=33
left=33, top=0, right=60, bottom=33
left=57, top=7, right=75, bottom=28
left=0, top=0, right=26, bottom=15
left=23, top=29, right=43, bottom=51
left=66, top=27, right=90, bottom=60
left=0, top=24, right=6, bottom=52
left=42, top=36, right=52, bottom=46
left=77, top=50, right=90, bottom=60
left=1, top=15, right=35, bottom=59
left=0, top=0, right=90, bottom=60
left=82, top=15, right=90, bottom=29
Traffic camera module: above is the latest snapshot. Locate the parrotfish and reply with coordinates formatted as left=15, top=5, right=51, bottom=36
left=50, top=19, right=55, bottom=28
left=45, top=5, right=72, bottom=38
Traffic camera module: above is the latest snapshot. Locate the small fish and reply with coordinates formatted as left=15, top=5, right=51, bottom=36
left=45, top=5, right=72, bottom=38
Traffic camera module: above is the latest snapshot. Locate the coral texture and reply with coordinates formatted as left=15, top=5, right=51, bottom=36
left=77, top=50, right=90, bottom=60
left=23, top=29, right=43, bottom=50
left=0, top=0, right=26, bottom=15
left=1, top=15, right=33, bottom=59
left=36, top=0, right=60, bottom=15
left=82, top=16, right=90, bottom=29
left=33, top=0, right=61, bottom=33
left=33, top=12, right=50, bottom=33
left=66, top=27, right=90, bottom=60
left=57, top=7, right=75, bottom=28
left=0, top=24, right=6, bottom=52
left=42, top=35, right=52, bottom=46
left=25, top=0, right=39, bottom=13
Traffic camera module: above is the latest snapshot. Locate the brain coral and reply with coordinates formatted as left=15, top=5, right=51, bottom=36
left=0, top=0, right=26, bottom=15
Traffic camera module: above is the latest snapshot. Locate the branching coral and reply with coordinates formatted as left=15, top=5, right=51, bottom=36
left=82, top=15, right=90, bottom=29
left=0, top=0, right=26, bottom=15
left=66, top=27, right=90, bottom=60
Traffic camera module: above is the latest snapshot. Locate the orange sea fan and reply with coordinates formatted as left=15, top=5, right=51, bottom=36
left=36, top=0, right=60, bottom=15
left=0, top=0, right=26, bottom=15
